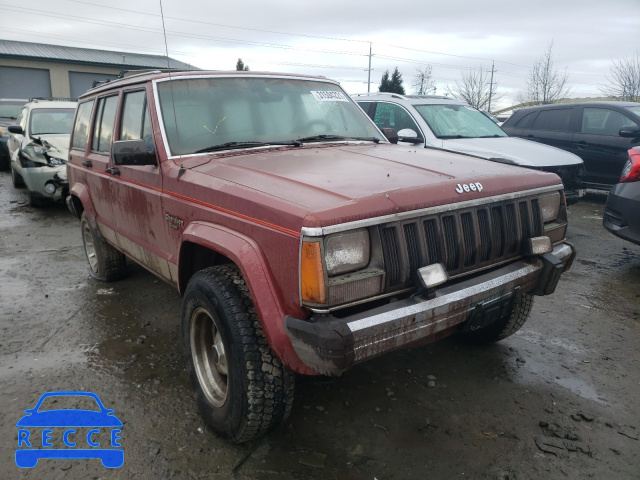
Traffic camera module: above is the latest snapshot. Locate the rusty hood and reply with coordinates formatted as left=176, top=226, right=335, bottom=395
left=189, top=143, right=562, bottom=228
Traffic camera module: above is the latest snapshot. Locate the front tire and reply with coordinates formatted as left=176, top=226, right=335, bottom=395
left=182, top=265, right=295, bottom=443
left=80, top=212, right=126, bottom=281
left=459, top=291, right=534, bottom=344
left=11, top=166, right=25, bottom=188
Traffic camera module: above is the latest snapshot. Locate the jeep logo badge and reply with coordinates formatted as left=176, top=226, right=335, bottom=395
left=456, top=183, right=483, bottom=194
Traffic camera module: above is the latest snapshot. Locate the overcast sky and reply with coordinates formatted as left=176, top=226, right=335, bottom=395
left=2, top=0, right=639, bottom=110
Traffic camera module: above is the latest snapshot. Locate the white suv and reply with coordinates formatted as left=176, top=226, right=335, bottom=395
left=7, top=99, right=77, bottom=206
left=353, top=93, right=586, bottom=203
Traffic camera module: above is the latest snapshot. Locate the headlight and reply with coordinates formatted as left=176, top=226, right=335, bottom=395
left=324, top=229, right=370, bottom=276
left=538, top=192, right=560, bottom=222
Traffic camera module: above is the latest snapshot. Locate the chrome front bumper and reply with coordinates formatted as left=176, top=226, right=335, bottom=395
left=286, top=242, right=575, bottom=376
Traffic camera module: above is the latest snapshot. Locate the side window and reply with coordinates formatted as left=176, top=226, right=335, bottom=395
left=532, top=108, right=574, bottom=132
left=373, top=103, right=420, bottom=132
left=581, top=108, right=638, bottom=136
left=514, top=111, right=538, bottom=129
left=91, top=95, right=118, bottom=153
left=71, top=100, right=95, bottom=150
left=357, top=101, right=373, bottom=116
left=119, top=90, right=152, bottom=141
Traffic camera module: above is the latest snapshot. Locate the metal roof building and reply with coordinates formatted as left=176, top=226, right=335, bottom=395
left=0, top=39, right=196, bottom=99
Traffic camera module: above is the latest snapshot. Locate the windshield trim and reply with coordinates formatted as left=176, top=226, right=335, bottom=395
left=152, top=75, right=384, bottom=159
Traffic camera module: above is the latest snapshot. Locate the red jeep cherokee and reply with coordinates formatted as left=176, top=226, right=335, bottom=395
left=67, top=70, right=575, bottom=442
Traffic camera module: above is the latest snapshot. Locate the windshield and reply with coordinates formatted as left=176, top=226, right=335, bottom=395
left=0, top=102, right=24, bottom=119
left=414, top=104, right=507, bottom=139
left=29, top=108, right=76, bottom=135
left=625, top=105, right=640, bottom=119
left=157, top=77, right=383, bottom=156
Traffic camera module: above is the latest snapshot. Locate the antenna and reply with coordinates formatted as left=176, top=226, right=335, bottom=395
left=159, top=0, right=181, bottom=164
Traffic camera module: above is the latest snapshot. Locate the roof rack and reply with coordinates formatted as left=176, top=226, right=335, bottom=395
left=28, top=97, right=74, bottom=102
left=351, top=92, right=453, bottom=101
left=351, top=92, right=407, bottom=100
left=88, top=68, right=200, bottom=90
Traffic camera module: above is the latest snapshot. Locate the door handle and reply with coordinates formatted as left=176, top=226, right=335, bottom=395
left=106, top=167, right=120, bottom=175
left=576, top=141, right=589, bottom=150
left=82, top=160, right=92, bottom=168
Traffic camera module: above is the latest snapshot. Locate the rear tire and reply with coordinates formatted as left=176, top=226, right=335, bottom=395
left=182, top=264, right=295, bottom=443
left=81, top=212, right=126, bottom=281
left=459, top=291, right=534, bottom=344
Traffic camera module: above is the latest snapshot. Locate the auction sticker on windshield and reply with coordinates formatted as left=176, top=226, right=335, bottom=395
left=310, top=91, right=348, bottom=102
left=15, top=391, right=123, bottom=469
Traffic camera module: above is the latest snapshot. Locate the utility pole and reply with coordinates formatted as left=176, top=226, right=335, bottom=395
left=488, top=60, right=495, bottom=113
left=367, top=42, right=372, bottom=93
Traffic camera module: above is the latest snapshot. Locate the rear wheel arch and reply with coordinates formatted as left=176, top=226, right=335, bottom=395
left=68, top=183, right=93, bottom=220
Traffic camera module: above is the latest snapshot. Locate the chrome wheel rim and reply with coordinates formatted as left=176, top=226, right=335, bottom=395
left=82, top=222, right=98, bottom=272
left=191, top=307, right=228, bottom=407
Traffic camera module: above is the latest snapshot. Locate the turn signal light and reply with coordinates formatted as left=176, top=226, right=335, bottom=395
left=300, top=241, right=326, bottom=304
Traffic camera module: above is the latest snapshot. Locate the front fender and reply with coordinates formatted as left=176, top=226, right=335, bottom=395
left=179, top=222, right=314, bottom=375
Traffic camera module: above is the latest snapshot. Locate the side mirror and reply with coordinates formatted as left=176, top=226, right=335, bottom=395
left=113, top=139, right=157, bottom=166
left=619, top=125, right=640, bottom=138
left=397, top=128, right=424, bottom=145
left=381, top=127, right=398, bottom=144
left=8, top=125, right=23, bottom=135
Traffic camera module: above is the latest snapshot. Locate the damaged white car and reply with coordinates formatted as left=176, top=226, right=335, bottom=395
left=8, top=99, right=77, bottom=206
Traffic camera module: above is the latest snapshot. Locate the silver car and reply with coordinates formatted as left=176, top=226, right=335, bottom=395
left=8, top=99, right=77, bottom=206
left=354, top=93, right=586, bottom=203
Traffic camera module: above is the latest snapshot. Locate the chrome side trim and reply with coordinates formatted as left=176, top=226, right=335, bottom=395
left=300, top=184, right=563, bottom=236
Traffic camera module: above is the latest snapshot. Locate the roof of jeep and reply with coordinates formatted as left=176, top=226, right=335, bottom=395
left=79, top=70, right=337, bottom=98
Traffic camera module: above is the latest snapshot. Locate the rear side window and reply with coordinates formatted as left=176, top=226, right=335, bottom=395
left=532, top=108, right=574, bottom=132
left=92, top=95, right=118, bottom=153
left=71, top=100, right=95, bottom=150
left=581, top=107, right=639, bottom=135
left=514, top=111, right=537, bottom=128
left=119, top=90, right=152, bottom=141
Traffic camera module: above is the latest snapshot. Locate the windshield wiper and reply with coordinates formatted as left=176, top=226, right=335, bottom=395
left=195, top=140, right=301, bottom=154
left=477, top=134, right=504, bottom=138
left=296, top=135, right=380, bottom=143
left=438, top=135, right=466, bottom=139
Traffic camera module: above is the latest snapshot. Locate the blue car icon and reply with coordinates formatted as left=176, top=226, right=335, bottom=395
left=15, top=391, right=123, bottom=468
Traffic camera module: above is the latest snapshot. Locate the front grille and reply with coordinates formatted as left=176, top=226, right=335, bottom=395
left=378, top=198, right=544, bottom=290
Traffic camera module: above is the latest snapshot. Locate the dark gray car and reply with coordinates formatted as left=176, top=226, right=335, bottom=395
left=502, top=101, right=640, bottom=189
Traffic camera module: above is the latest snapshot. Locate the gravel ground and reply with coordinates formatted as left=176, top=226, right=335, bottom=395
left=0, top=171, right=638, bottom=480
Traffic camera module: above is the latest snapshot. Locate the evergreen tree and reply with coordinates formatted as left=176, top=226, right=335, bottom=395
left=389, top=67, right=405, bottom=95
left=378, top=70, right=391, bottom=92
left=379, top=67, right=405, bottom=94
left=236, top=58, right=249, bottom=71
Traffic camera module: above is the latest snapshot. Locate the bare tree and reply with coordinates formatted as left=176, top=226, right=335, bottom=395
left=412, top=65, right=436, bottom=95
left=521, top=41, right=572, bottom=104
left=446, top=66, right=501, bottom=110
left=601, top=52, right=640, bottom=102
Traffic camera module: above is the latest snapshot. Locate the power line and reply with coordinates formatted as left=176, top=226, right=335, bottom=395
left=68, top=0, right=371, bottom=44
